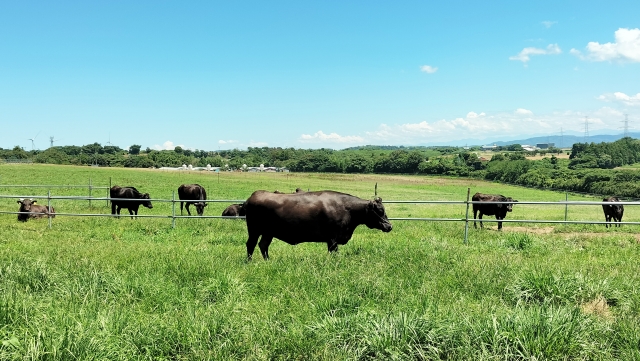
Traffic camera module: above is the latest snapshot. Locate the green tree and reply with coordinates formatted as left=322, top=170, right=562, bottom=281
left=129, top=144, right=141, bottom=155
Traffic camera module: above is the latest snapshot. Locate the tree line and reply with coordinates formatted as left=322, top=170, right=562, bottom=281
left=2, top=138, right=640, bottom=197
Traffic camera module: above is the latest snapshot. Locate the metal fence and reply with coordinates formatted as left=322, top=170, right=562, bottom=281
left=1, top=188, right=636, bottom=243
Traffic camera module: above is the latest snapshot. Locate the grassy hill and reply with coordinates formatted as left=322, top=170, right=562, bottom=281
left=1, top=164, right=639, bottom=360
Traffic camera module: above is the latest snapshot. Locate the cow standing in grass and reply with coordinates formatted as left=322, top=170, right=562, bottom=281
left=110, top=186, right=153, bottom=219
left=178, top=184, right=207, bottom=216
left=17, top=198, right=55, bottom=222
left=602, top=196, right=624, bottom=228
left=472, top=192, right=517, bottom=230
left=243, top=190, right=393, bottom=260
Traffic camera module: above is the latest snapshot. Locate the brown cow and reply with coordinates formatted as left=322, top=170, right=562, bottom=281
left=472, top=192, right=517, bottom=230
left=110, top=186, right=153, bottom=219
left=17, top=198, right=55, bottom=222
left=178, top=184, right=207, bottom=216
left=222, top=203, right=246, bottom=217
left=602, top=196, right=624, bottom=228
left=244, top=190, right=392, bottom=260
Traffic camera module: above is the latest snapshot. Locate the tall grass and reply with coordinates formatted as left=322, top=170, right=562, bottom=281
left=1, top=164, right=639, bottom=360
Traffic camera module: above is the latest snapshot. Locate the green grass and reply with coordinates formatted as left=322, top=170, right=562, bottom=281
left=1, top=164, right=639, bottom=360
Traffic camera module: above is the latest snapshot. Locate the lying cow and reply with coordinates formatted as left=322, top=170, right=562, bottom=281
left=472, top=192, right=517, bottom=230
left=17, top=198, right=55, bottom=222
left=110, top=185, right=153, bottom=219
left=222, top=203, right=246, bottom=217
left=178, top=184, right=207, bottom=216
left=602, top=196, right=624, bottom=228
left=244, top=190, right=393, bottom=260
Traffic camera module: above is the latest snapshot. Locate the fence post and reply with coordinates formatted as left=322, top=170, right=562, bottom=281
left=172, top=191, right=176, bottom=229
left=48, top=190, right=52, bottom=229
left=107, top=177, right=112, bottom=207
left=89, top=178, right=92, bottom=208
left=565, top=192, right=568, bottom=222
left=464, top=187, right=470, bottom=244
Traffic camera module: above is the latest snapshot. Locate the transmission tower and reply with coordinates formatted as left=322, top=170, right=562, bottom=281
left=583, top=116, right=589, bottom=143
left=622, top=114, right=629, bottom=138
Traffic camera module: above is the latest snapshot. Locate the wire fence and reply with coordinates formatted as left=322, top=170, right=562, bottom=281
left=1, top=187, right=635, bottom=244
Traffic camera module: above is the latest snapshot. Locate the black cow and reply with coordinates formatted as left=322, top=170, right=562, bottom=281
left=602, top=196, right=624, bottom=228
left=222, top=203, right=246, bottom=217
left=244, top=190, right=393, bottom=260
left=178, top=184, right=207, bottom=216
left=472, top=192, right=517, bottom=230
left=110, top=186, right=153, bottom=219
left=17, top=198, right=55, bottom=222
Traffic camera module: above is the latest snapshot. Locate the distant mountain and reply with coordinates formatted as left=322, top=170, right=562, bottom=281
left=488, top=133, right=640, bottom=148
left=340, top=133, right=639, bottom=151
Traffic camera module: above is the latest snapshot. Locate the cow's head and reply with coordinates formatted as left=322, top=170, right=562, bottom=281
left=17, top=198, right=37, bottom=212
left=605, top=198, right=624, bottom=215
left=366, top=197, right=392, bottom=232
left=194, top=201, right=207, bottom=216
left=141, top=193, right=153, bottom=209
left=505, top=197, right=517, bottom=212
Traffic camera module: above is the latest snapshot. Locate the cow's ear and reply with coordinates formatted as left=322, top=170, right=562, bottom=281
left=17, top=200, right=22, bottom=204
left=32, top=200, right=37, bottom=203
left=375, top=197, right=383, bottom=203
left=368, top=200, right=375, bottom=209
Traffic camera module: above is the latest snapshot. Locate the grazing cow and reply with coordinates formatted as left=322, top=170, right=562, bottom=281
left=178, top=184, right=207, bottom=216
left=110, top=185, right=153, bottom=219
left=222, top=203, right=246, bottom=217
left=472, top=192, right=517, bottom=230
left=17, top=198, right=55, bottom=222
left=602, top=196, right=624, bottom=228
left=244, top=190, right=393, bottom=260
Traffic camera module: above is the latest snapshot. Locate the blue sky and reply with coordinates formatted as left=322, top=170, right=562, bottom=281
left=1, top=1, right=639, bottom=151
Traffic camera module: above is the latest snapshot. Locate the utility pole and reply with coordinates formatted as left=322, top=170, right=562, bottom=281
left=583, top=116, right=589, bottom=143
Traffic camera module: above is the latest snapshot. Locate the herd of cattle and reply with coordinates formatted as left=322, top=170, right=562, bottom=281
left=14, top=184, right=626, bottom=259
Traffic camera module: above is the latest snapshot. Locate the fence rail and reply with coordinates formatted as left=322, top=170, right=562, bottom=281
left=1, top=188, right=634, bottom=243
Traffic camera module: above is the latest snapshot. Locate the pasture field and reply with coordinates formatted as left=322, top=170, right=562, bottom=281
left=1, top=164, right=639, bottom=360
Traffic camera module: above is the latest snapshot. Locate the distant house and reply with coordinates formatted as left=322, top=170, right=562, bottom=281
left=521, top=145, right=538, bottom=152
left=536, top=143, right=554, bottom=149
left=481, top=144, right=497, bottom=150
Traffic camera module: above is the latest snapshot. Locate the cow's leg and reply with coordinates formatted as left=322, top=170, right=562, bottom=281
left=497, top=216, right=503, bottom=230
left=116, top=206, right=122, bottom=218
left=111, top=203, right=116, bottom=215
left=473, top=209, right=478, bottom=228
left=258, top=235, right=273, bottom=260
left=478, top=213, right=484, bottom=229
left=246, top=233, right=260, bottom=261
left=180, top=201, right=184, bottom=216
left=327, top=240, right=338, bottom=253
left=605, top=214, right=610, bottom=228
left=128, top=208, right=135, bottom=220
left=186, top=203, right=192, bottom=216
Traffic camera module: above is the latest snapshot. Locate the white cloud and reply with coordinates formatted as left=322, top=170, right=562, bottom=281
left=152, top=140, right=185, bottom=150
left=299, top=131, right=364, bottom=144
left=598, top=92, right=640, bottom=106
left=515, top=108, right=533, bottom=115
left=420, top=65, right=438, bottom=74
left=571, top=28, right=640, bottom=62
left=245, top=141, right=269, bottom=147
left=542, top=20, right=557, bottom=29
left=218, top=139, right=238, bottom=145
left=509, top=44, right=562, bottom=63
left=364, top=108, right=628, bottom=145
